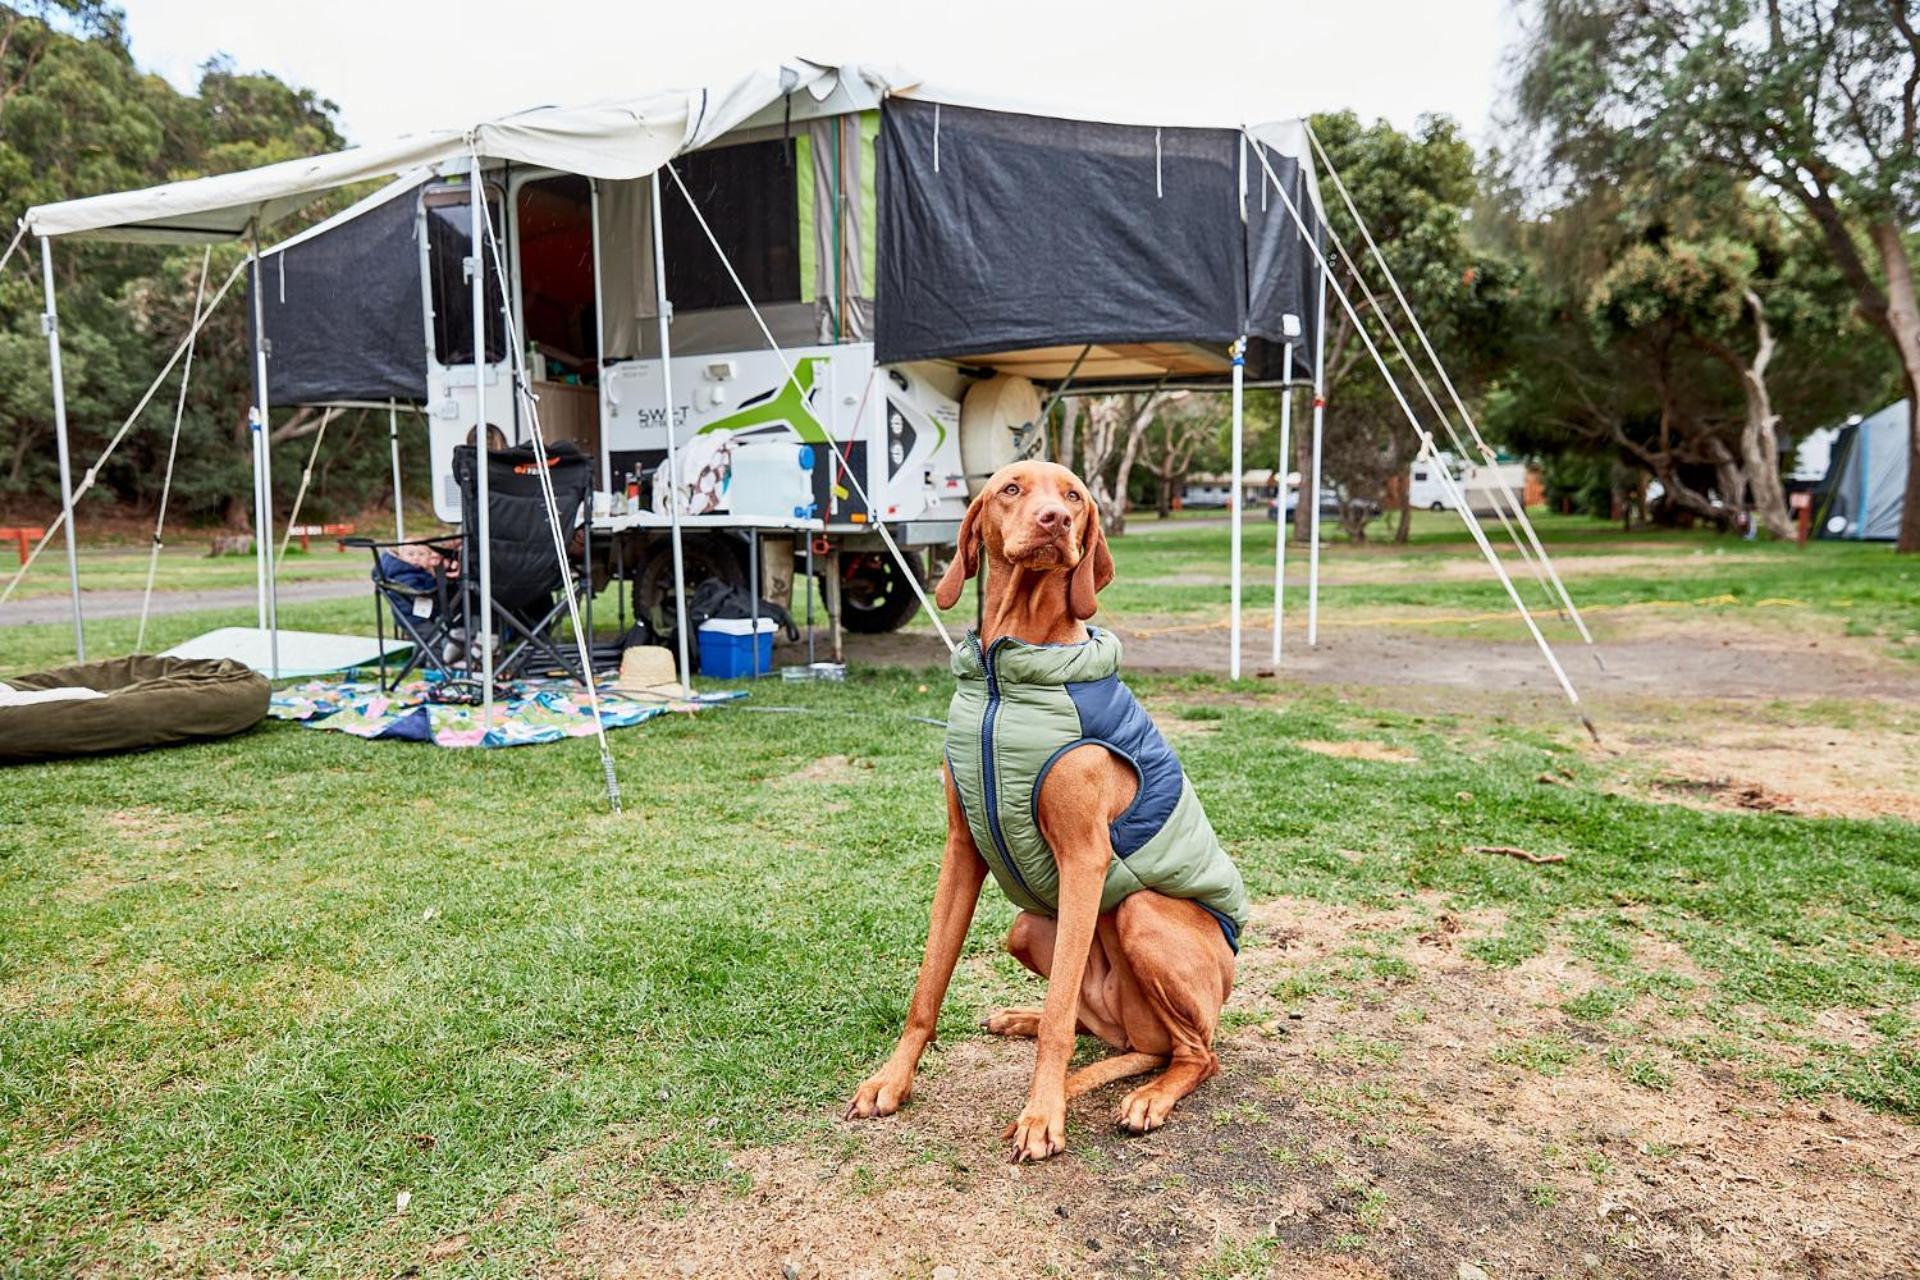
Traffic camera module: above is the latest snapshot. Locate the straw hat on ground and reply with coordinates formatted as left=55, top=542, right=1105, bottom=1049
left=613, top=645, right=688, bottom=701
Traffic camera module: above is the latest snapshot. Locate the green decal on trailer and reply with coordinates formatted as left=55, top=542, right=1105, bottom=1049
left=698, top=356, right=833, bottom=443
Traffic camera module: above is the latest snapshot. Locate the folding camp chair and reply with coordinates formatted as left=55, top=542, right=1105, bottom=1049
left=342, top=532, right=472, bottom=691
left=452, top=440, right=599, bottom=684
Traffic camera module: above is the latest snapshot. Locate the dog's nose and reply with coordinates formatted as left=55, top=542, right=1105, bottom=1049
left=1034, top=504, right=1069, bottom=532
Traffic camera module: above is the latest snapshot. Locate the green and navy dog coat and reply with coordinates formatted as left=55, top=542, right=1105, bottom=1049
left=945, top=627, right=1248, bottom=951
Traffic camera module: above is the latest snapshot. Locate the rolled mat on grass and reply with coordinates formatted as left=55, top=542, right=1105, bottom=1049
left=0, top=656, right=269, bottom=764
left=269, top=674, right=744, bottom=749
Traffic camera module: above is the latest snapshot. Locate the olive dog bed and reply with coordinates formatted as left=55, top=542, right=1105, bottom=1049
left=0, top=655, right=270, bottom=764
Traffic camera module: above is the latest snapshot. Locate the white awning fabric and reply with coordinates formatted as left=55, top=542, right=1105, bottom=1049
left=25, top=62, right=839, bottom=244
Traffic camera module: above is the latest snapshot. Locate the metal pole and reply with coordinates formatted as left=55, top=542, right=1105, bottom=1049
left=1269, top=341, right=1294, bottom=667
left=470, top=162, right=497, bottom=730
left=38, top=236, right=84, bottom=662
left=388, top=399, right=405, bottom=541
left=650, top=169, right=694, bottom=696
left=1250, top=138, right=1592, bottom=733
left=1228, top=335, right=1247, bottom=680
left=589, top=178, right=613, bottom=494
left=1308, top=265, right=1328, bottom=649
left=249, top=225, right=280, bottom=680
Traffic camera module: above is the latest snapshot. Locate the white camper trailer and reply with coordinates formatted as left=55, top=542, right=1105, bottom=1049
left=212, top=65, right=1326, bottom=635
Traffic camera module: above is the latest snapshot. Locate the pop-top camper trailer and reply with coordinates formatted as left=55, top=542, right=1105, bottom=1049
left=63, top=63, right=1321, bottom=636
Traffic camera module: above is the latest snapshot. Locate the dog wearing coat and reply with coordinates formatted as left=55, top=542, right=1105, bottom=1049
left=846, top=460, right=1246, bottom=1163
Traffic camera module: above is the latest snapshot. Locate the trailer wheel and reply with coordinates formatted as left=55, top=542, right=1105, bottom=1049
left=838, top=551, right=925, bottom=634
left=629, top=533, right=746, bottom=639
left=1428, top=501, right=1446, bottom=512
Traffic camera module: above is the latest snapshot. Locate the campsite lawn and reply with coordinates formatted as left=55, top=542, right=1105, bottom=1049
left=2, top=520, right=1918, bottom=1275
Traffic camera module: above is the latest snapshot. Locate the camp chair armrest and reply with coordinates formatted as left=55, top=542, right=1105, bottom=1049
left=348, top=534, right=463, bottom=552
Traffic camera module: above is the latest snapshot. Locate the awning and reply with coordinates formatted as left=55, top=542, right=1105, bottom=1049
left=24, top=63, right=839, bottom=244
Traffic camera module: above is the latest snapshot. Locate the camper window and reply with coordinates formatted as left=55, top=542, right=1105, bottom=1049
left=662, top=139, right=800, bottom=312
left=426, top=187, right=507, bottom=366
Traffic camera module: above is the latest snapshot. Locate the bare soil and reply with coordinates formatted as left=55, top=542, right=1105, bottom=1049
left=548, top=899, right=1919, bottom=1280
left=551, top=601, right=1920, bottom=1279
left=851, top=612, right=1920, bottom=706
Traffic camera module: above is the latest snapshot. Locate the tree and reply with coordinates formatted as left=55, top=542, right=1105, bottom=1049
left=1293, top=111, right=1527, bottom=544
left=1516, top=0, right=1920, bottom=551
left=0, top=6, right=367, bottom=535
left=1479, top=172, right=1890, bottom=531
left=1073, top=391, right=1188, bottom=534
left=1141, top=396, right=1220, bottom=518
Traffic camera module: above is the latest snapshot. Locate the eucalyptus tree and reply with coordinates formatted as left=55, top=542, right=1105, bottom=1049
left=1517, top=0, right=1920, bottom=550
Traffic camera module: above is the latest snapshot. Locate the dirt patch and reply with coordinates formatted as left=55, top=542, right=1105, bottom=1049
left=784, top=755, right=872, bottom=785
left=853, top=612, right=1920, bottom=709
left=1611, top=723, right=1920, bottom=823
left=1296, top=740, right=1418, bottom=764
left=549, top=897, right=1917, bottom=1279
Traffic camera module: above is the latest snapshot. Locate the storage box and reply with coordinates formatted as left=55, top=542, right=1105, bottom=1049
left=696, top=617, right=777, bottom=678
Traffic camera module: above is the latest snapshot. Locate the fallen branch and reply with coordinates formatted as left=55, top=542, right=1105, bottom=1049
left=1465, top=845, right=1566, bottom=866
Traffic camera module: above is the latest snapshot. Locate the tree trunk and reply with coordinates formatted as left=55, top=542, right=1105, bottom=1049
left=1291, top=415, right=1314, bottom=543
left=1868, top=223, right=1920, bottom=554
left=1057, top=399, right=1080, bottom=475
left=1717, top=289, right=1793, bottom=540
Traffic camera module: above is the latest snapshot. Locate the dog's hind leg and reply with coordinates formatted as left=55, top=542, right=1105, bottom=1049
left=1109, top=893, right=1235, bottom=1134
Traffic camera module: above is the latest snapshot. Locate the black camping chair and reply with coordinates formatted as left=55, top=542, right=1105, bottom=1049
left=342, top=532, right=472, bottom=692
left=452, top=440, right=598, bottom=684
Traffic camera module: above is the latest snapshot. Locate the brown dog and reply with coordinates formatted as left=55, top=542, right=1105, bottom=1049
left=845, top=460, right=1238, bottom=1163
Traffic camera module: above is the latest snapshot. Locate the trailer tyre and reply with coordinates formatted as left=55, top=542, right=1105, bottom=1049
left=630, top=533, right=747, bottom=640
left=838, top=551, right=926, bottom=634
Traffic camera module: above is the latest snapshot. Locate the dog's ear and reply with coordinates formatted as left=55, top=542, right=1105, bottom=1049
left=934, top=491, right=985, bottom=610
left=1068, top=504, right=1115, bottom=621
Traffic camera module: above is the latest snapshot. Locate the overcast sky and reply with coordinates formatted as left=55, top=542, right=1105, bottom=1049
left=116, top=0, right=1520, bottom=147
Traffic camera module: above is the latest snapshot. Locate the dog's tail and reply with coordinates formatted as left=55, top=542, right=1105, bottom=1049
left=1065, top=1052, right=1167, bottom=1099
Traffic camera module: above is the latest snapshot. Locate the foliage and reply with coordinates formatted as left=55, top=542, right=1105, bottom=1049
left=1512, top=0, right=1920, bottom=550
left=0, top=5, right=406, bottom=532
left=1299, top=110, right=1530, bottom=543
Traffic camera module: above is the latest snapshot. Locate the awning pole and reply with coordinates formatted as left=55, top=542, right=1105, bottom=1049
left=388, top=399, right=405, bottom=541
left=1307, top=275, right=1327, bottom=649
left=469, top=158, right=497, bottom=731
left=651, top=169, right=695, bottom=696
left=38, top=235, right=84, bottom=662
left=249, top=223, right=281, bottom=680
left=1228, top=335, right=1247, bottom=680
left=588, top=178, right=613, bottom=494
left=1269, top=341, right=1294, bottom=668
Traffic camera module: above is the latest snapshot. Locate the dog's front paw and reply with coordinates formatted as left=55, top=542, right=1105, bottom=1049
left=1004, top=1102, right=1066, bottom=1163
left=844, top=1065, right=914, bottom=1120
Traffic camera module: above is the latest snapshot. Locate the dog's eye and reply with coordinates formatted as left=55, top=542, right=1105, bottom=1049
left=1001, top=482, right=1021, bottom=497
left=1066, top=490, right=1083, bottom=503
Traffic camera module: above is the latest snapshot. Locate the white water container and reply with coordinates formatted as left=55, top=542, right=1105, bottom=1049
left=727, top=441, right=817, bottom=520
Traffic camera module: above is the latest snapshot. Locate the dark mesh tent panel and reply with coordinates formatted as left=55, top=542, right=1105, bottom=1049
left=1244, top=141, right=1323, bottom=369
left=874, top=100, right=1320, bottom=379
left=251, top=184, right=429, bottom=404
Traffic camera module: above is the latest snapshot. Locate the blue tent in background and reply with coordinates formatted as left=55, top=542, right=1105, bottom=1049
left=1817, top=400, right=1910, bottom=540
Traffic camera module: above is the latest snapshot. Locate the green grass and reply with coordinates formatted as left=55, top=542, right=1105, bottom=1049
left=1, top=519, right=1917, bottom=1275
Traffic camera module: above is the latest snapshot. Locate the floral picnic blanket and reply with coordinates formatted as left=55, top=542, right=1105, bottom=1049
left=269, top=673, right=742, bottom=749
